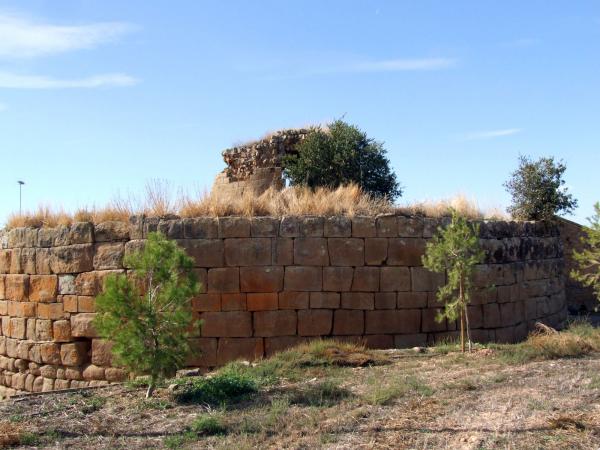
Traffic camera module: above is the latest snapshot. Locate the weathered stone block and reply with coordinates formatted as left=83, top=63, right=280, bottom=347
left=49, top=244, right=94, bottom=274
left=37, top=228, right=57, bottom=248
left=483, top=303, right=501, bottom=328
left=70, top=313, right=97, bottom=337
left=328, top=238, right=364, bottom=266
left=225, top=238, right=271, bottom=266
left=397, top=292, right=427, bottom=308
left=247, top=293, right=278, bottom=311
left=284, top=266, right=322, bottom=291
left=365, top=238, right=388, bottom=265
left=35, top=319, right=53, bottom=341
left=200, top=311, right=252, bottom=337
left=376, top=215, right=397, bottom=237
left=53, top=320, right=71, bottom=342
left=93, top=243, right=124, bottom=270
left=254, top=310, right=297, bottom=337
left=217, top=338, right=264, bottom=365
left=83, top=364, right=105, bottom=381
left=387, top=238, right=426, bottom=266
left=63, top=295, right=78, bottom=313
left=333, top=310, right=364, bottom=335
left=298, top=216, right=324, bottom=237
left=157, top=219, right=183, bottom=239
left=9, top=318, right=26, bottom=339
left=278, top=291, right=309, bottom=309
left=191, top=294, right=221, bottom=312
left=5, top=275, right=29, bottom=301
left=187, top=338, right=217, bottom=367
left=365, top=310, right=421, bottom=334
left=183, top=218, right=219, bottom=239
left=294, top=238, right=329, bottom=265
left=297, top=309, right=332, bottom=336
left=280, top=216, right=300, bottom=237
left=221, top=293, right=246, bottom=311
left=218, top=217, right=251, bottom=238
left=240, top=267, right=284, bottom=292
left=422, top=308, right=447, bottom=332
left=207, top=268, right=239, bottom=293
left=341, top=292, right=374, bottom=310
left=351, top=216, right=377, bottom=237
left=272, top=238, right=293, bottom=265
left=38, top=303, right=65, bottom=320
left=380, top=267, right=411, bottom=292
left=40, top=343, right=61, bottom=365
left=91, top=339, right=113, bottom=366
left=324, top=216, right=351, bottom=237
left=60, top=341, right=90, bottom=366
left=410, top=267, right=444, bottom=292
left=35, top=248, right=51, bottom=274
left=69, top=222, right=94, bottom=244
left=351, top=267, right=379, bottom=291
left=363, top=334, right=394, bottom=349
left=94, top=221, right=130, bottom=242
left=265, top=336, right=306, bottom=356
left=29, top=275, right=57, bottom=302
left=323, top=266, right=353, bottom=292
left=178, top=239, right=224, bottom=267
left=310, top=292, right=340, bottom=308
left=397, top=216, right=423, bottom=238
left=250, top=217, right=279, bottom=237
left=394, top=334, right=427, bottom=348
left=58, top=275, right=76, bottom=295
left=375, top=292, right=396, bottom=309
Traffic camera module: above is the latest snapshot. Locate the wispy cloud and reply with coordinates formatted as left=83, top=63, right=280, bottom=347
left=0, top=12, right=135, bottom=58
left=0, top=71, right=138, bottom=89
left=462, top=128, right=523, bottom=141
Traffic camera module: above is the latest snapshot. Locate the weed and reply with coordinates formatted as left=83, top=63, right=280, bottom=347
left=588, top=375, right=600, bottom=389
left=8, top=414, right=23, bottom=423
left=288, top=380, right=351, bottom=407
left=164, top=431, right=195, bottom=449
left=173, top=366, right=257, bottom=405
left=18, top=431, right=41, bottom=446
left=81, top=395, right=106, bottom=414
left=189, top=414, right=227, bottom=435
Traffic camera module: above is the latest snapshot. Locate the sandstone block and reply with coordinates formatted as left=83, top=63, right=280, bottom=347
left=35, top=248, right=51, bottom=274
left=218, top=217, right=251, bottom=238
left=157, top=219, right=183, bottom=239
left=63, top=295, right=78, bottom=313
left=247, top=293, right=278, bottom=311
left=397, top=292, right=428, bottom=308
left=278, top=291, right=309, bottom=309
left=58, top=275, right=76, bottom=295
left=387, top=238, right=426, bottom=266
left=294, top=238, right=329, bottom=265
left=254, top=310, right=297, bottom=337
left=93, top=243, right=124, bottom=270
left=183, top=218, right=219, bottom=239
left=250, top=217, right=279, bottom=237
left=37, top=228, right=57, bottom=248
left=376, top=215, right=397, bottom=237
left=324, top=216, right=351, bottom=237
left=366, top=309, right=421, bottom=334
left=49, top=244, right=94, bottom=274
left=375, top=292, right=396, bottom=309
left=178, top=239, right=224, bottom=267
left=217, top=338, right=264, bottom=365
left=9, top=318, right=26, bottom=339
left=310, top=292, right=340, bottom=308
left=0, top=250, right=10, bottom=274
left=363, top=334, right=394, bottom=349
left=333, top=310, right=364, bottom=335
left=341, top=292, right=374, bottom=310
left=380, top=267, right=411, bottom=292
left=328, top=238, right=364, bottom=266
left=42, top=377, right=55, bottom=392
left=105, top=368, right=128, bottom=382
left=280, top=216, right=300, bottom=237
left=38, top=303, right=65, bottom=320
left=40, top=343, right=61, bottom=365
left=422, top=309, right=447, bottom=332
left=351, top=216, right=377, bottom=237
left=284, top=266, right=322, bottom=291
left=240, top=267, right=284, bottom=292
left=83, top=364, right=105, bottom=381
left=35, top=319, right=53, bottom=341
left=192, top=294, right=221, bottom=312
left=483, top=303, right=501, bottom=328
left=94, top=221, right=130, bottom=242
left=200, top=311, right=252, bottom=337
left=54, top=379, right=71, bottom=390
left=71, top=313, right=98, bottom=337
left=61, top=341, right=90, bottom=366
left=225, top=238, right=272, bottom=266
left=297, top=309, right=332, bottom=336
left=29, top=275, right=58, bottom=302
left=187, top=338, right=217, bottom=367
left=351, top=267, right=379, bottom=291
left=0, top=275, right=4, bottom=299
left=5, top=275, right=29, bottom=301
left=208, top=268, right=239, bottom=293
left=53, top=320, right=72, bottom=342
left=69, top=222, right=94, bottom=244
left=365, top=238, right=388, bottom=265
left=323, top=266, right=353, bottom=292
left=221, top=293, right=247, bottom=311
left=411, top=267, right=444, bottom=292
left=397, top=216, right=423, bottom=237
left=272, top=238, right=293, bottom=265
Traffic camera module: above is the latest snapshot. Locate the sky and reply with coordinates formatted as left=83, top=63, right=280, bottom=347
left=0, top=0, right=599, bottom=226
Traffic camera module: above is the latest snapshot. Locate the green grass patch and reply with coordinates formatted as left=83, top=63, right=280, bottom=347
left=288, top=380, right=351, bottom=407
left=364, top=374, right=433, bottom=405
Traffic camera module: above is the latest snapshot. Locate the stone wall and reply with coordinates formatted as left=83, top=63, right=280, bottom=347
left=212, top=129, right=309, bottom=196
left=557, top=217, right=597, bottom=312
left=0, top=215, right=567, bottom=398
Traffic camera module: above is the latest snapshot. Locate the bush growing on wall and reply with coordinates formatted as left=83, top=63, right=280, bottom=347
left=283, top=120, right=401, bottom=200
left=504, top=155, right=577, bottom=220
left=94, top=232, right=200, bottom=398
left=572, top=202, right=600, bottom=306
left=423, top=211, right=485, bottom=352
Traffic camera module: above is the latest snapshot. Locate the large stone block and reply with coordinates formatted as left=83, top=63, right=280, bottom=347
left=324, top=216, right=351, bottom=237
left=272, top=238, right=293, bottom=265
left=93, top=243, right=124, bottom=270
left=254, top=310, right=297, bottom=337
left=323, top=266, right=353, bottom=292
left=250, top=217, right=279, bottom=237
left=38, top=303, right=65, bottom=320
left=309, top=292, right=340, bottom=308
left=351, top=216, right=376, bottom=238
left=341, top=292, right=374, bottom=310
left=410, top=267, right=445, bottom=292
left=53, top=320, right=72, bottom=342
left=183, top=218, right=219, bottom=239
left=397, top=292, right=428, bottom=308
left=278, top=291, right=309, bottom=309
left=91, top=339, right=113, bottom=366
left=374, top=292, right=396, bottom=309
left=225, top=238, right=271, bottom=266
left=94, top=221, right=130, bottom=242
left=49, top=244, right=94, bottom=274
left=0, top=250, right=10, bottom=274
left=218, top=217, right=251, bottom=238
left=298, top=216, right=324, bottom=237
left=191, top=294, right=221, bottom=312
left=178, top=239, right=224, bottom=267
left=29, top=275, right=58, bottom=302
left=365, top=238, right=388, bottom=265
left=376, top=215, right=397, bottom=237
left=70, top=313, right=98, bottom=337
left=217, top=338, right=264, bottom=365
left=397, top=216, right=423, bottom=238
left=5, top=275, right=29, bottom=301
left=380, top=267, right=411, bottom=292
left=328, top=238, right=364, bottom=266
left=422, top=308, right=447, bottom=332
left=387, top=238, right=426, bottom=266
left=284, top=266, right=322, bottom=291
left=40, top=343, right=61, bottom=365
left=333, top=310, right=364, bottom=335
left=207, top=268, right=239, bottom=293
left=483, top=303, right=501, bottom=328
left=365, top=309, right=421, bottom=334
left=157, top=219, right=183, bottom=239
left=298, top=309, right=332, bottom=336
left=200, top=311, right=252, bottom=337
left=35, top=319, right=53, bottom=341
left=240, top=267, right=284, bottom=292
left=187, top=338, right=218, bottom=367
left=247, top=293, right=279, bottom=311
left=351, top=267, right=379, bottom=291
left=280, top=216, right=300, bottom=237
left=294, top=238, right=329, bottom=265
left=265, top=336, right=306, bottom=356
left=60, top=341, right=90, bottom=366
left=221, top=293, right=246, bottom=311
left=394, top=334, right=427, bottom=348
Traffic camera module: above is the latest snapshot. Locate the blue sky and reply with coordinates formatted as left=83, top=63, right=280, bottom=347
left=0, top=0, right=599, bottom=225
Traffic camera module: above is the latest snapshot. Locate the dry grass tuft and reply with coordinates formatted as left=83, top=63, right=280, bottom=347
left=398, top=193, right=508, bottom=220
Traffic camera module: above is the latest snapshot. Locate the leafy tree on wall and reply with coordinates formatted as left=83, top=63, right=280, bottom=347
left=283, top=119, right=402, bottom=200
left=94, top=232, right=200, bottom=398
left=504, top=155, right=578, bottom=220
left=571, top=202, right=600, bottom=307
left=423, top=211, right=485, bottom=352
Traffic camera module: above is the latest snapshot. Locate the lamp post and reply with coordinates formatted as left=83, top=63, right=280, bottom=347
left=17, top=180, right=25, bottom=216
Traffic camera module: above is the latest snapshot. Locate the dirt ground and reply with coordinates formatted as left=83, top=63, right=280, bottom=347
left=1, top=346, right=599, bottom=450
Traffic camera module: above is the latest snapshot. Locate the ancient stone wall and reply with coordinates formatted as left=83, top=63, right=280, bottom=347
left=0, top=215, right=566, bottom=398
left=557, top=217, right=597, bottom=312
left=212, top=129, right=309, bottom=196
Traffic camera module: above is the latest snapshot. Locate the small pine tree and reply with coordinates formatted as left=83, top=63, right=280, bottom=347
left=571, top=202, right=600, bottom=307
left=422, top=211, right=485, bottom=352
left=94, top=232, right=200, bottom=397
left=504, top=155, right=578, bottom=220
left=283, top=119, right=401, bottom=200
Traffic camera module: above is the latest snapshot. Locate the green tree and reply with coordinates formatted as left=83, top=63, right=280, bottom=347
left=94, top=232, right=200, bottom=397
left=504, top=155, right=578, bottom=220
left=422, top=211, right=485, bottom=352
left=283, top=120, right=401, bottom=200
left=571, top=202, right=600, bottom=306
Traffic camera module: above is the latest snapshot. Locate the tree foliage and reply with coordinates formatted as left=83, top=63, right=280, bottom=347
left=571, top=202, right=600, bottom=306
left=422, top=211, right=485, bottom=352
left=283, top=120, right=401, bottom=200
left=94, top=232, right=200, bottom=397
left=504, top=155, right=578, bottom=220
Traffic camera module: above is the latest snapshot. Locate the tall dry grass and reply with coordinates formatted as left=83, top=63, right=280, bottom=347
left=4, top=181, right=507, bottom=229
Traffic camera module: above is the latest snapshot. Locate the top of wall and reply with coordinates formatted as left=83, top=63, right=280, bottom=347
left=0, top=214, right=559, bottom=249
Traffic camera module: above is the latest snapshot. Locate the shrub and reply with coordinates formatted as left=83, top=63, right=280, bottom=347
left=173, top=366, right=258, bottom=405
left=571, top=202, right=600, bottom=305
left=423, top=210, right=485, bottom=352
left=504, top=155, right=577, bottom=220
left=283, top=120, right=401, bottom=200
left=94, top=232, right=200, bottom=398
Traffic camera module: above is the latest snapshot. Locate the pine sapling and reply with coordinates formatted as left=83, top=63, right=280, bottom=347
left=571, top=202, right=600, bottom=307
left=94, top=232, right=200, bottom=397
left=423, top=211, right=485, bottom=352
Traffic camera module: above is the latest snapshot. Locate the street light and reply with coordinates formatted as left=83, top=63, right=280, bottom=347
left=17, top=180, right=25, bottom=216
